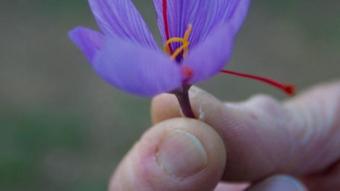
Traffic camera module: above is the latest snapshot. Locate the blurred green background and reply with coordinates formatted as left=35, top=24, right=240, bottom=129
left=0, top=0, right=339, bottom=190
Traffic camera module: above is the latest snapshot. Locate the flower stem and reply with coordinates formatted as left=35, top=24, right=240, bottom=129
left=175, top=86, right=195, bottom=118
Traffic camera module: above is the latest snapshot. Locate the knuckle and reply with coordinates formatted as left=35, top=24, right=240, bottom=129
left=246, top=94, right=282, bottom=114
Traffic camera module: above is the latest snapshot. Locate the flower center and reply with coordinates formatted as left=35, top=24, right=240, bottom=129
left=162, top=0, right=194, bottom=82
left=163, top=25, right=192, bottom=60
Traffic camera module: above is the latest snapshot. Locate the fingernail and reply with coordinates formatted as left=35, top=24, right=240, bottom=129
left=157, top=129, right=208, bottom=178
left=249, top=176, right=306, bottom=191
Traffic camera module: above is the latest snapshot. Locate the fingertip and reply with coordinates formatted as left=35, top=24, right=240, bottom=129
left=110, top=118, right=226, bottom=191
left=247, top=175, right=307, bottom=191
left=151, top=86, right=224, bottom=124
left=151, top=93, right=180, bottom=124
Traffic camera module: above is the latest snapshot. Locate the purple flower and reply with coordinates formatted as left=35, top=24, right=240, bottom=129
left=69, top=0, right=250, bottom=97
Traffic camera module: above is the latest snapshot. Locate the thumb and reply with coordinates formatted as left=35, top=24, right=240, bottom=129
left=109, top=118, right=226, bottom=191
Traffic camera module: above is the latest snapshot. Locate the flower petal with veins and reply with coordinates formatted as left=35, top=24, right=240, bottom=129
left=153, top=0, right=250, bottom=47
left=183, top=23, right=235, bottom=84
left=93, top=36, right=182, bottom=96
left=89, top=0, right=158, bottom=49
left=69, top=27, right=104, bottom=62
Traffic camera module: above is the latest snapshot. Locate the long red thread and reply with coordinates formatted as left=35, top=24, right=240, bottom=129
left=162, top=0, right=173, bottom=53
left=221, top=70, right=296, bottom=96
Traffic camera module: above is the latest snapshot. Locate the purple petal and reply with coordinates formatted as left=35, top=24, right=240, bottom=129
left=153, top=0, right=202, bottom=49
left=89, top=0, right=158, bottom=49
left=183, top=23, right=234, bottom=84
left=153, top=0, right=250, bottom=46
left=195, top=0, right=251, bottom=37
left=93, top=37, right=182, bottom=97
left=68, top=27, right=104, bottom=62
left=228, top=0, right=251, bottom=34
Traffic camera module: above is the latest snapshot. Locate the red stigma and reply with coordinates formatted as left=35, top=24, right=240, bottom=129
left=221, top=70, right=296, bottom=96
left=182, top=66, right=193, bottom=80
left=162, top=0, right=173, bottom=53
left=283, top=85, right=296, bottom=96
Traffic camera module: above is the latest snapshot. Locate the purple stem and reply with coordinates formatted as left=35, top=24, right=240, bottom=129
left=175, top=86, right=195, bottom=118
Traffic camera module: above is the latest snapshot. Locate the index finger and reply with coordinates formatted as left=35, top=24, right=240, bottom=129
left=151, top=82, right=340, bottom=181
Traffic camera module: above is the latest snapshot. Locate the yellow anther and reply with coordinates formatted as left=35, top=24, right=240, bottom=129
left=171, top=43, right=190, bottom=60
left=184, top=25, right=192, bottom=40
left=163, top=24, right=193, bottom=60
left=163, top=37, right=186, bottom=54
left=182, top=24, right=192, bottom=57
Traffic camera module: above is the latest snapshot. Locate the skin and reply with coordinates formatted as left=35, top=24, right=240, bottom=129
left=109, top=80, right=340, bottom=191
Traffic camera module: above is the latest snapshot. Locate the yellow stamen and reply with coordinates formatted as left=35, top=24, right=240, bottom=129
left=171, top=43, right=189, bottom=60
left=163, top=38, right=186, bottom=54
left=183, top=24, right=192, bottom=57
left=163, top=24, right=193, bottom=60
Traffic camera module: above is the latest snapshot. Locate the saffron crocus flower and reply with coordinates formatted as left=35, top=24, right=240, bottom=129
left=69, top=0, right=294, bottom=118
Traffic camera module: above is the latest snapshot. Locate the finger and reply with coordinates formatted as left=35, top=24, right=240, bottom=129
left=246, top=175, right=306, bottom=191
left=151, top=81, right=340, bottom=181
left=151, top=93, right=182, bottom=124
left=302, top=160, right=340, bottom=191
left=282, top=81, right=340, bottom=174
left=214, top=182, right=248, bottom=191
left=109, top=118, right=226, bottom=191
left=151, top=87, right=221, bottom=124
left=214, top=176, right=306, bottom=191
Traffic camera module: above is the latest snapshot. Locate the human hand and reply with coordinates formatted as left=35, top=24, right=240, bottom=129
left=109, top=81, right=340, bottom=191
